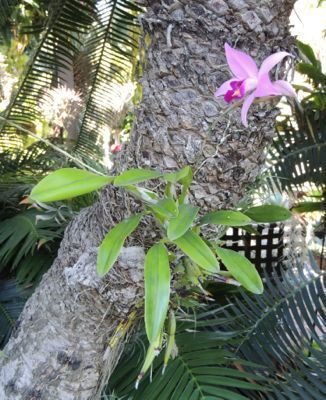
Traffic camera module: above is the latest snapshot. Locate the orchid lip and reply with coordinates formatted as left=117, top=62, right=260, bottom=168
left=224, top=80, right=245, bottom=103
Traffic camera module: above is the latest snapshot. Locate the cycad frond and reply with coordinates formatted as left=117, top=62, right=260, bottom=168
left=75, top=0, right=142, bottom=160
left=267, top=43, right=326, bottom=196
left=268, top=102, right=326, bottom=194
left=0, top=279, right=30, bottom=348
left=109, top=328, right=267, bottom=400
left=108, top=315, right=268, bottom=399
left=0, top=141, right=67, bottom=178
left=0, top=0, right=96, bottom=151
left=0, top=207, right=74, bottom=280
left=0, top=0, right=18, bottom=29
left=107, top=257, right=325, bottom=400
left=221, top=255, right=325, bottom=399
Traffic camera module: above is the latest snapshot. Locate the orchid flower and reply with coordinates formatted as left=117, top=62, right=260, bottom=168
left=215, top=43, right=295, bottom=126
left=110, top=143, right=122, bottom=153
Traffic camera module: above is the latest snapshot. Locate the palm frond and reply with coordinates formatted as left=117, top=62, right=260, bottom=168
left=75, top=0, right=142, bottom=160
left=0, top=0, right=96, bottom=151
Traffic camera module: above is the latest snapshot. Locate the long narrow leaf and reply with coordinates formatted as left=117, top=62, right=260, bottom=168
left=174, top=230, right=219, bottom=274
left=145, top=243, right=170, bottom=343
left=97, top=214, right=142, bottom=277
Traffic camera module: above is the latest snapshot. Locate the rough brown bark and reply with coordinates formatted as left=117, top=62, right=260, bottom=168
left=0, top=1, right=296, bottom=399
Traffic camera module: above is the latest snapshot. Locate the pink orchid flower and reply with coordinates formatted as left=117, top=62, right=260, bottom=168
left=215, top=43, right=295, bottom=126
left=110, top=143, right=122, bottom=154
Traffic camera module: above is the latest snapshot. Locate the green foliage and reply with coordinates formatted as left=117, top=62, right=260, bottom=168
left=149, top=198, right=179, bottom=220
left=0, top=279, right=30, bottom=348
left=97, top=214, right=142, bottom=277
left=0, top=1, right=19, bottom=30
left=201, top=210, right=252, bottom=227
left=215, top=247, right=263, bottom=294
left=107, top=256, right=325, bottom=399
left=268, top=41, right=325, bottom=195
left=221, top=255, right=325, bottom=399
left=292, top=200, right=324, bottom=213
left=0, top=0, right=97, bottom=150
left=244, top=204, right=292, bottom=223
left=114, top=168, right=163, bottom=186
left=29, top=167, right=113, bottom=202
left=173, top=229, right=220, bottom=274
left=76, top=0, right=142, bottom=159
left=29, top=165, right=292, bottom=380
left=0, top=0, right=142, bottom=164
left=144, top=243, right=170, bottom=344
left=167, top=204, right=199, bottom=241
left=108, top=309, right=268, bottom=399
left=0, top=204, right=75, bottom=283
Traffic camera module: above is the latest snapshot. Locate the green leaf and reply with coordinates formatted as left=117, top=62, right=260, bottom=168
left=201, top=210, right=252, bottom=227
left=126, top=186, right=159, bottom=204
left=167, top=204, right=199, bottom=240
left=215, top=247, right=263, bottom=294
left=29, top=168, right=113, bottom=202
left=296, top=63, right=326, bottom=85
left=174, top=230, right=219, bottom=274
left=145, top=243, right=171, bottom=343
left=114, top=168, right=162, bottom=186
left=164, top=167, right=193, bottom=204
left=244, top=205, right=292, bottom=223
left=164, top=166, right=193, bottom=185
left=149, top=198, right=179, bottom=219
left=97, top=214, right=142, bottom=277
left=241, top=225, right=261, bottom=235
left=296, top=40, right=320, bottom=67
left=292, top=201, right=323, bottom=213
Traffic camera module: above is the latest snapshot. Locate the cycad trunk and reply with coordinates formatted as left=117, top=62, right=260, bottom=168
left=0, top=1, right=295, bottom=399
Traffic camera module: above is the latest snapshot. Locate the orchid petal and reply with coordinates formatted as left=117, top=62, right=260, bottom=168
left=255, top=74, right=279, bottom=97
left=214, top=79, right=235, bottom=97
left=272, top=80, right=296, bottom=97
left=242, top=77, right=258, bottom=94
left=225, top=43, right=258, bottom=79
left=241, top=92, right=256, bottom=127
left=259, top=52, right=292, bottom=77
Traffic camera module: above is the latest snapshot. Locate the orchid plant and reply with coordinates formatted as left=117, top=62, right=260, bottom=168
left=215, top=43, right=296, bottom=126
left=26, top=166, right=292, bottom=384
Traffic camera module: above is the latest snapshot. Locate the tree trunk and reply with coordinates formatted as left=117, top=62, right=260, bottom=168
left=0, top=1, right=296, bottom=398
